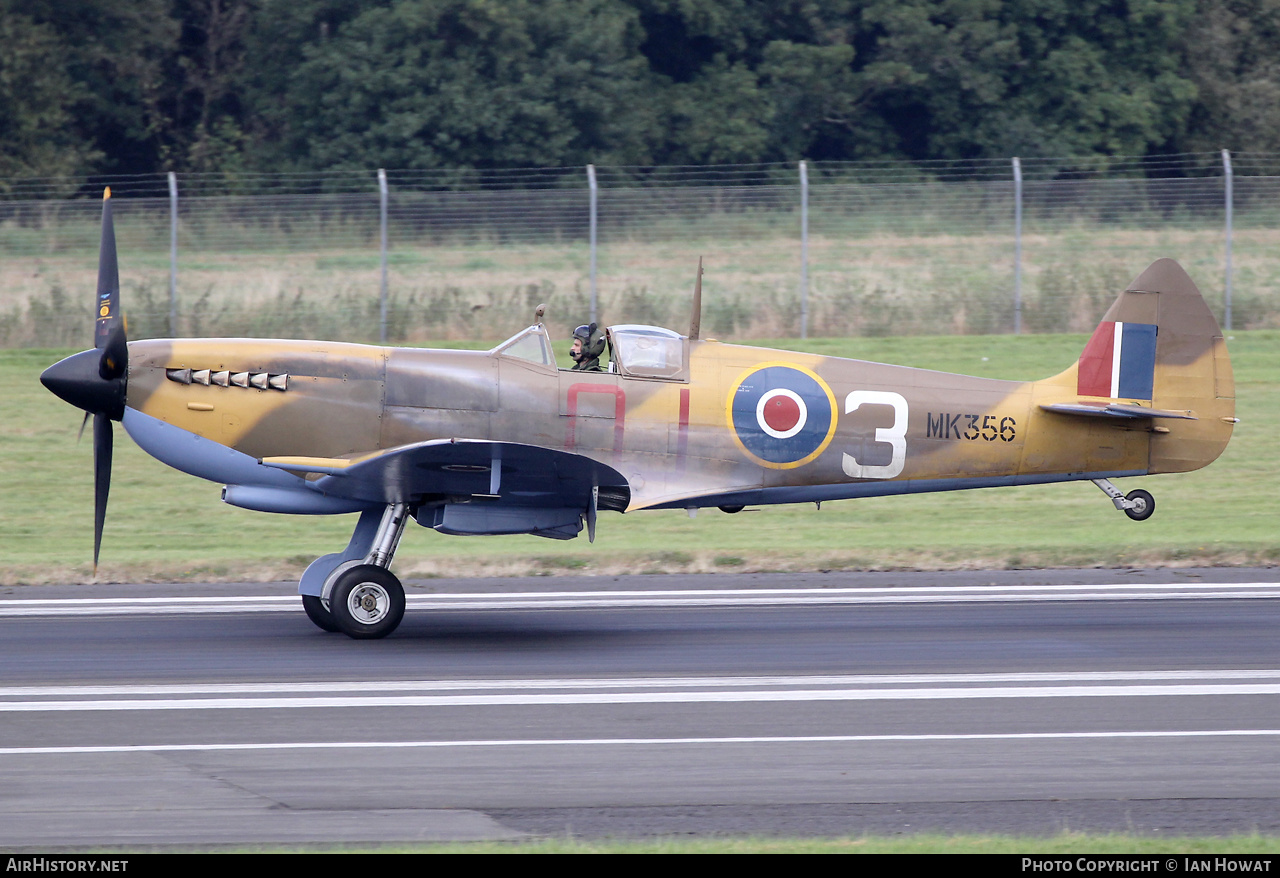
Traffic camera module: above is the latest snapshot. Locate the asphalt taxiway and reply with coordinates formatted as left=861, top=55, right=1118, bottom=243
left=1, top=567, right=1277, bottom=847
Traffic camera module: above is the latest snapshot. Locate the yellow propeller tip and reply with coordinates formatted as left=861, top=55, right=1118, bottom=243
left=103, top=187, right=111, bottom=200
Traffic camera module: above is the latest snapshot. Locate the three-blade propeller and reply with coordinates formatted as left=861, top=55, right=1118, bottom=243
left=39, top=189, right=128, bottom=573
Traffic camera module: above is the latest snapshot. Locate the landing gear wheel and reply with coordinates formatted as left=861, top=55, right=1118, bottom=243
left=329, top=565, right=405, bottom=639
left=1124, top=489, right=1155, bottom=521
left=301, top=595, right=339, bottom=633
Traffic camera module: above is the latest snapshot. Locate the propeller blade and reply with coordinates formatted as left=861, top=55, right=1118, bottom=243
left=99, top=322, right=128, bottom=380
left=91, top=190, right=123, bottom=573
left=92, top=413, right=112, bottom=574
left=95, top=188, right=120, bottom=351
left=77, top=411, right=90, bottom=444
left=40, top=187, right=128, bottom=573
left=94, top=188, right=128, bottom=387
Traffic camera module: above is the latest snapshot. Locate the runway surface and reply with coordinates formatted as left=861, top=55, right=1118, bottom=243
left=1, top=567, right=1278, bottom=848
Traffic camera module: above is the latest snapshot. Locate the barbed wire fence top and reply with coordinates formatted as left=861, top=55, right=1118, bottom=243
left=1, top=152, right=1275, bottom=347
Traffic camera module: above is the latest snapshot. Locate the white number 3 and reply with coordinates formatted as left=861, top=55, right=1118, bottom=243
left=841, top=391, right=908, bottom=479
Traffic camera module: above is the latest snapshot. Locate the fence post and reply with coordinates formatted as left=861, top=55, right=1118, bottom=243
left=799, top=160, right=809, bottom=339
left=168, top=171, right=178, bottom=337
left=1222, top=149, right=1233, bottom=332
left=1012, top=157, right=1023, bottom=335
left=587, top=164, right=598, bottom=325
left=378, top=168, right=389, bottom=344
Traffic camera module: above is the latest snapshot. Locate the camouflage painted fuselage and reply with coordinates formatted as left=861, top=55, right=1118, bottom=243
left=120, top=259, right=1234, bottom=517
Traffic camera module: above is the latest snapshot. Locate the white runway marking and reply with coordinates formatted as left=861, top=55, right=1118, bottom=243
left=2, top=729, right=1280, bottom=756
left=3, top=670, right=1280, bottom=711
left=5, top=684, right=1280, bottom=711
left=3, top=668, right=1279, bottom=697
left=1, top=582, right=1279, bottom=615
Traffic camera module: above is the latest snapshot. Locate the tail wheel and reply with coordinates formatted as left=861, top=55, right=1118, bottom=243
left=329, top=565, right=406, bottom=639
left=1124, top=489, right=1155, bottom=521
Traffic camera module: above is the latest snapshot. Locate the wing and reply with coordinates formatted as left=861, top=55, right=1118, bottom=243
left=260, top=439, right=631, bottom=540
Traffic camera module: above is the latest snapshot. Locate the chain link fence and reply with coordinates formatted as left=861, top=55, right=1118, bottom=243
left=2, top=152, right=1276, bottom=347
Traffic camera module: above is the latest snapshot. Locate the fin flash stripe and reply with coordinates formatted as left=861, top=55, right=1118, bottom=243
left=1077, top=322, right=1157, bottom=401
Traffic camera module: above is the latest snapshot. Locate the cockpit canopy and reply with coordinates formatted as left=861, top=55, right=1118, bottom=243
left=493, top=323, right=689, bottom=381
left=607, top=325, right=686, bottom=379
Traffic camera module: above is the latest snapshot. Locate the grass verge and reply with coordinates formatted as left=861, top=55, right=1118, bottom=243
left=3, top=331, right=1276, bottom=585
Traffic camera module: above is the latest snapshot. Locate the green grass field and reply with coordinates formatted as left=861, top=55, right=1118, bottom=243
left=2, top=330, right=1276, bottom=585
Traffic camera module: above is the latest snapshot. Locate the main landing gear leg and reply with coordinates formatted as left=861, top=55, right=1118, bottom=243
left=326, top=502, right=410, bottom=639
left=300, top=503, right=409, bottom=638
left=1092, top=479, right=1155, bottom=522
left=299, top=506, right=382, bottom=633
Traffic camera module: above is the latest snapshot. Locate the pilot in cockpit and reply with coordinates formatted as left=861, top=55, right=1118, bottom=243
left=569, top=322, right=606, bottom=371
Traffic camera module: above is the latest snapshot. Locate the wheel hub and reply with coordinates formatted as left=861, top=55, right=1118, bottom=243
left=348, top=584, right=388, bottom=624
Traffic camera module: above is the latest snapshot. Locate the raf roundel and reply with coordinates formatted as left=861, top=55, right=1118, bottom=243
left=727, top=364, right=837, bottom=469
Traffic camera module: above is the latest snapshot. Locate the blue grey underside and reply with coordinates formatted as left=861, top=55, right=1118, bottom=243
left=124, top=407, right=1149, bottom=571
left=648, top=470, right=1149, bottom=510
left=122, top=408, right=374, bottom=514
left=123, top=407, right=301, bottom=489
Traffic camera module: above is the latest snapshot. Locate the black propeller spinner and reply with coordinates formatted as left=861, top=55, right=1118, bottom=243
left=39, top=189, right=128, bottom=572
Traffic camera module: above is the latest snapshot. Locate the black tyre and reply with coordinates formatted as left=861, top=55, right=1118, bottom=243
left=329, top=565, right=406, bottom=639
left=301, top=594, right=340, bottom=632
left=1124, top=489, right=1155, bottom=521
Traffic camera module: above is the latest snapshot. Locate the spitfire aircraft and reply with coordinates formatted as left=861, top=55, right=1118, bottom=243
left=42, top=191, right=1237, bottom=638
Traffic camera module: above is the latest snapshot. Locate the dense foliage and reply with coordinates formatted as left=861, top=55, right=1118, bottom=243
left=3, top=0, right=1277, bottom=177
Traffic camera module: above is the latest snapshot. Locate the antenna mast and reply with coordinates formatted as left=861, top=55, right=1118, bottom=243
left=689, top=258, right=703, bottom=340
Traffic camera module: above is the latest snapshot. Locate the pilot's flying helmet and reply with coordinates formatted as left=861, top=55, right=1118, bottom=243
left=571, top=322, right=606, bottom=361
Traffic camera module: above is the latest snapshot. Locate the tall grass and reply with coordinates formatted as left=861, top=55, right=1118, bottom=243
left=3, top=215, right=1278, bottom=347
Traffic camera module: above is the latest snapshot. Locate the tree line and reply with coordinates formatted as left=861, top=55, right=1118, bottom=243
left=4, top=0, right=1278, bottom=181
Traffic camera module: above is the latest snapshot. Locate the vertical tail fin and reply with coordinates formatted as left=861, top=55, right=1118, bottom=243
left=1073, top=258, right=1235, bottom=472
